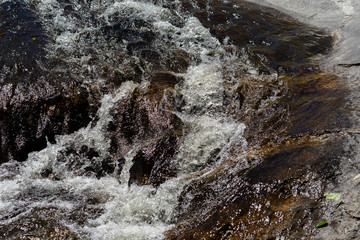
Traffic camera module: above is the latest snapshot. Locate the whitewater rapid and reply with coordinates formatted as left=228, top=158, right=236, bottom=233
left=0, top=1, right=254, bottom=239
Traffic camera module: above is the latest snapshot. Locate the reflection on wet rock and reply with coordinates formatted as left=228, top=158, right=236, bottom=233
left=0, top=81, right=98, bottom=163
left=0, top=0, right=48, bottom=84
left=0, top=0, right=353, bottom=239
left=182, top=0, right=333, bottom=72
left=167, top=136, right=345, bottom=240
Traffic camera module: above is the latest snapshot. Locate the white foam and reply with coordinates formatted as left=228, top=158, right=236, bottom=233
left=101, top=0, right=173, bottom=23
left=21, top=81, right=138, bottom=180
left=0, top=1, right=253, bottom=239
left=176, top=115, right=246, bottom=174
left=174, top=17, right=222, bottom=63
left=63, top=176, right=182, bottom=240
left=0, top=180, right=21, bottom=209
left=119, top=146, right=141, bottom=185
left=180, top=63, right=224, bottom=113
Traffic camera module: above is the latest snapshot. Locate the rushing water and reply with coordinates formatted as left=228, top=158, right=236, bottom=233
left=0, top=0, right=253, bottom=239
left=0, top=0, right=344, bottom=239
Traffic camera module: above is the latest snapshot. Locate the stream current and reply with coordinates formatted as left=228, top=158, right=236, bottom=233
left=0, top=0, right=253, bottom=239
left=0, top=0, right=342, bottom=239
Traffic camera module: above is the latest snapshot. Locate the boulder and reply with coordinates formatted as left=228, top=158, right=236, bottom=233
left=108, top=72, right=184, bottom=186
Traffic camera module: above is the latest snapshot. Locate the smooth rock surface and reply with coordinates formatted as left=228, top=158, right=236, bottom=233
left=242, top=1, right=360, bottom=239
left=244, top=0, right=360, bottom=65
left=0, top=1, right=357, bottom=239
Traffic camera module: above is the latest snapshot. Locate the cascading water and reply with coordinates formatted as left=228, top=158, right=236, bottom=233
left=0, top=0, right=252, bottom=239
left=1, top=0, right=344, bottom=239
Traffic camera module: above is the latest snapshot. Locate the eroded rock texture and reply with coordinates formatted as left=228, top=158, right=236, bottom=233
left=181, top=0, right=333, bottom=72
left=0, top=1, right=98, bottom=163
left=165, top=1, right=351, bottom=239
left=108, top=76, right=184, bottom=186
left=0, top=0, right=353, bottom=239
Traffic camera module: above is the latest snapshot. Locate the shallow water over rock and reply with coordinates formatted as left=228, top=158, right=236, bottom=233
left=0, top=0, right=354, bottom=239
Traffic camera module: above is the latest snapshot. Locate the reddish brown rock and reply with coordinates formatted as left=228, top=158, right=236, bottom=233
left=108, top=73, right=184, bottom=186
left=182, top=0, right=333, bottom=72
left=0, top=81, right=98, bottom=163
left=166, top=134, right=345, bottom=240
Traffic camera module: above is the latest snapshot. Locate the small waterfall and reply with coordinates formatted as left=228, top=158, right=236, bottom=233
left=119, top=146, right=139, bottom=185
left=0, top=0, right=251, bottom=239
left=1, top=0, right=352, bottom=239
left=0, top=79, right=179, bottom=239
left=21, top=81, right=138, bottom=179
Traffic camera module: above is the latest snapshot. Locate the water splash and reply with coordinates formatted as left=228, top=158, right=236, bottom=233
left=0, top=0, right=251, bottom=239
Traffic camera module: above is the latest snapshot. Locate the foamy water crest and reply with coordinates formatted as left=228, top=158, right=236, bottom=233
left=0, top=0, right=253, bottom=239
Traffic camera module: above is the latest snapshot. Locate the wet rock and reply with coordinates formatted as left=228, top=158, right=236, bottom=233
left=110, top=86, right=182, bottom=148
left=55, top=144, right=117, bottom=179
left=167, top=136, right=344, bottom=240
left=163, top=48, right=191, bottom=73
left=0, top=0, right=48, bottom=84
left=129, top=132, right=180, bottom=187
left=182, top=0, right=333, bottom=72
left=224, top=70, right=350, bottom=148
left=0, top=1, right=100, bottom=164
left=165, top=8, right=349, bottom=235
left=285, top=72, right=351, bottom=136
left=0, top=80, right=98, bottom=163
left=150, top=71, right=183, bottom=95
left=166, top=67, right=351, bottom=239
left=109, top=83, right=183, bottom=186
left=0, top=1, right=352, bottom=239
left=140, top=49, right=162, bottom=63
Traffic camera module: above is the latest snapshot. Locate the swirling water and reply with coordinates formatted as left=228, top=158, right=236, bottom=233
left=1, top=0, right=344, bottom=238
left=0, top=0, right=256, bottom=239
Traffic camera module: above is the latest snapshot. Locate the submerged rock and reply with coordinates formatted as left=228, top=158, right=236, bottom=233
left=0, top=0, right=353, bottom=239
left=182, top=0, right=333, bottom=72
left=165, top=2, right=351, bottom=238
left=166, top=71, right=349, bottom=238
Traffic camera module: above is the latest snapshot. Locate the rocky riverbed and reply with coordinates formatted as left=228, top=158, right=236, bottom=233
left=243, top=1, right=360, bottom=239
left=0, top=0, right=358, bottom=239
